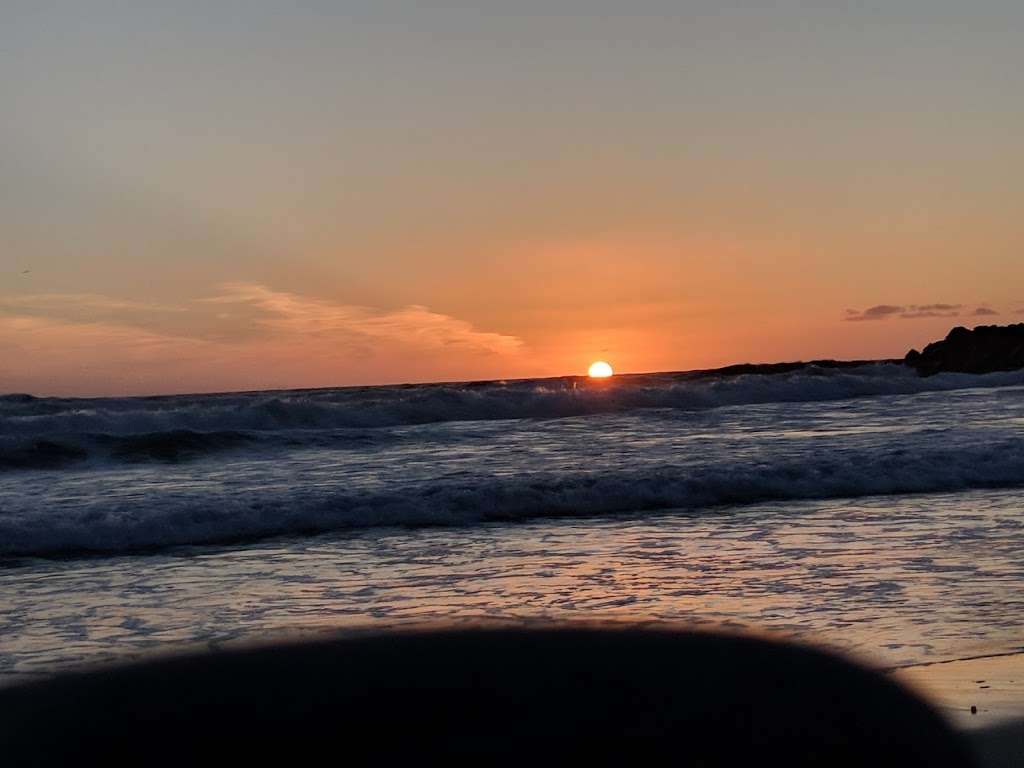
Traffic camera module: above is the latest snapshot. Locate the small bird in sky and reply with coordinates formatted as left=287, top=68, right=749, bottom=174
left=21, top=269, right=30, bottom=275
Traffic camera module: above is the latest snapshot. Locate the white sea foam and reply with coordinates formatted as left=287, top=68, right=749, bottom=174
left=2, top=365, right=1023, bottom=444
left=2, top=366, right=1023, bottom=557
left=2, top=429, right=1023, bottom=557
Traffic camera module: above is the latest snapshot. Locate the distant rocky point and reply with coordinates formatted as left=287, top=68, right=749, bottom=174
left=905, top=324, right=1024, bottom=376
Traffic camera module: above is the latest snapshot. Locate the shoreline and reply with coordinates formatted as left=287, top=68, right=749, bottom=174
left=892, top=650, right=1024, bottom=729
left=892, top=650, right=1024, bottom=767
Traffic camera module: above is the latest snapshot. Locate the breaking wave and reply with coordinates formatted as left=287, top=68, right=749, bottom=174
left=3, top=434, right=1024, bottom=557
left=2, top=365, right=1024, bottom=471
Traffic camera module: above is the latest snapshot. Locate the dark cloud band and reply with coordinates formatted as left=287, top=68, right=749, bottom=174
left=844, top=303, right=999, bottom=322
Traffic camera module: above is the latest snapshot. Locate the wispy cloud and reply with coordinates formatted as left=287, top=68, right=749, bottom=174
left=899, top=304, right=963, bottom=320
left=844, top=303, right=963, bottom=321
left=844, top=305, right=904, bottom=321
left=0, top=293, right=183, bottom=314
left=0, top=314, right=216, bottom=396
left=204, top=283, right=523, bottom=355
left=0, top=284, right=525, bottom=395
left=970, top=307, right=999, bottom=317
left=0, top=314, right=209, bottom=356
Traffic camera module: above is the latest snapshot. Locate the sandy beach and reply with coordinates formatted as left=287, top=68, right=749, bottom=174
left=894, top=653, right=1024, bottom=767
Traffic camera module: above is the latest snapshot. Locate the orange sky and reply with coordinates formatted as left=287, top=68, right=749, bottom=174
left=3, top=3, right=1022, bottom=396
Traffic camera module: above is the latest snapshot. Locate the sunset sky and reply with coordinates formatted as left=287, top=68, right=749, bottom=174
left=4, top=2, right=1023, bottom=396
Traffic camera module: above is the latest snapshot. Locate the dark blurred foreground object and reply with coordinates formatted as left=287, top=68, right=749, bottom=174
left=0, top=628, right=973, bottom=767
left=906, top=324, right=1024, bottom=376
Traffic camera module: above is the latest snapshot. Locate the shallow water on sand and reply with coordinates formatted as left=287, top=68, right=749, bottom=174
left=2, top=488, right=1022, bottom=685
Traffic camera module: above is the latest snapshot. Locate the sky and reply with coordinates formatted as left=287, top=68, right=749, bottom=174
left=3, top=1, right=1023, bottom=396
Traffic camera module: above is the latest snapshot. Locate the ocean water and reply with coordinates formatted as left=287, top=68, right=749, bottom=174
left=2, top=364, right=1024, bottom=684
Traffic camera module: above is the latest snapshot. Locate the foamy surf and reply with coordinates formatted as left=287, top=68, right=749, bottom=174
left=3, top=364, right=1024, bottom=472
left=2, top=372, right=1023, bottom=556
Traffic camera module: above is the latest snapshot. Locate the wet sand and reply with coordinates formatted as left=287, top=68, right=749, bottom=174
left=893, top=652, right=1024, bottom=767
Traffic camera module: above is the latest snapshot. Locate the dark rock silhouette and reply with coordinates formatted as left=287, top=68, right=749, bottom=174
left=906, top=324, right=1024, bottom=376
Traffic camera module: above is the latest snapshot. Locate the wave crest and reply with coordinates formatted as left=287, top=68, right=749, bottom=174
left=3, top=435, right=1023, bottom=557
left=3, top=365, right=1023, bottom=441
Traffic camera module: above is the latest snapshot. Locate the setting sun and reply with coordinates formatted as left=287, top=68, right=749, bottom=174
left=588, top=361, right=614, bottom=378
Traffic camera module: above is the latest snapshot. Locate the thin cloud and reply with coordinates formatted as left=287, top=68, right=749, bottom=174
left=0, top=284, right=527, bottom=395
left=0, top=314, right=209, bottom=356
left=844, top=305, right=906, bottom=321
left=0, top=314, right=216, bottom=395
left=0, top=293, right=183, bottom=313
left=844, top=303, right=964, bottom=321
left=2, top=285, right=523, bottom=356
left=899, top=306, right=962, bottom=320
left=970, top=307, right=999, bottom=317
left=205, top=283, right=523, bottom=355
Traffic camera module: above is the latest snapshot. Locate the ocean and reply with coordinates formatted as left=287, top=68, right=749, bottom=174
left=2, top=364, right=1024, bottom=685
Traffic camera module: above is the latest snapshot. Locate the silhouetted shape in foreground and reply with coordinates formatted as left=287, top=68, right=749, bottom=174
left=0, top=628, right=973, bottom=767
left=906, top=324, right=1024, bottom=376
